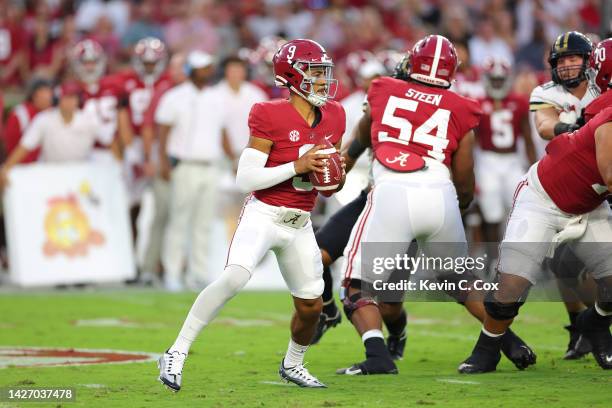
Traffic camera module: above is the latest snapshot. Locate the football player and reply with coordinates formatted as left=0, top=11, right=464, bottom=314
left=475, top=57, right=536, bottom=244
left=117, top=37, right=172, bottom=213
left=584, top=38, right=612, bottom=122
left=459, top=101, right=612, bottom=373
left=69, top=39, right=123, bottom=162
left=529, top=31, right=600, bottom=359
left=158, top=39, right=346, bottom=390
left=336, top=35, right=535, bottom=375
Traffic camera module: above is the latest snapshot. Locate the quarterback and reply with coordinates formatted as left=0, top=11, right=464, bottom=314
left=158, top=39, right=346, bottom=390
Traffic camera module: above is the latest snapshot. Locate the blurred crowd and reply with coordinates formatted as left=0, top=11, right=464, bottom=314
left=0, top=0, right=606, bottom=94
left=0, top=0, right=608, bottom=288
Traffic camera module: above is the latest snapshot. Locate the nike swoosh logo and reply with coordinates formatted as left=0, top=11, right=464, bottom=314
left=343, top=366, right=362, bottom=375
left=606, top=355, right=612, bottom=363
left=325, top=134, right=333, bottom=140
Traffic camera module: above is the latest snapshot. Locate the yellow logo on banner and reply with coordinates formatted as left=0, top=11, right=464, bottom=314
left=42, top=183, right=105, bottom=257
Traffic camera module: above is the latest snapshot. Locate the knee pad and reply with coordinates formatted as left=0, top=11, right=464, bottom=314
left=484, top=291, right=523, bottom=321
left=221, top=264, right=252, bottom=294
left=341, top=279, right=378, bottom=321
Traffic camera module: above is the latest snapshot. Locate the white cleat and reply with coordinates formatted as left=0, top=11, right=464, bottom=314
left=158, top=350, right=186, bottom=392
left=278, top=359, right=327, bottom=388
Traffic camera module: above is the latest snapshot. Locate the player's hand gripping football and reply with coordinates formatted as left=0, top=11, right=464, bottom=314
left=293, top=144, right=331, bottom=174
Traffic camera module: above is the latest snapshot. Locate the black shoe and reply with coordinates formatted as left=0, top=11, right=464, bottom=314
left=500, top=329, right=537, bottom=370
left=336, top=357, right=398, bottom=375
left=311, top=308, right=342, bottom=345
left=458, top=349, right=501, bottom=374
left=458, top=331, right=502, bottom=374
left=563, top=324, right=592, bottom=360
left=387, top=331, right=407, bottom=361
left=577, top=310, right=612, bottom=370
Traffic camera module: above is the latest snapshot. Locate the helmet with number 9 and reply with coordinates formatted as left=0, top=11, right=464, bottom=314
left=272, top=39, right=337, bottom=107
left=590, top=38, right=612, bottom=93
left=482, top=56, right=513, bottom=100
left=408, top=35, right=458, bottom=88
left=71, top=39, right=106, bottom=84
left=132, top=37, right=168, bottom=84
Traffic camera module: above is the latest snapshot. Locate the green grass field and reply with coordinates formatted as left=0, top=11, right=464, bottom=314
left=1, top=289, right=610, bottom=408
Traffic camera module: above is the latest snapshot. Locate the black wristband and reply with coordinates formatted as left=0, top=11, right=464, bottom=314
left=347, top=137, right=367, bottom=159
left=553, top=121, right=579, bottom=136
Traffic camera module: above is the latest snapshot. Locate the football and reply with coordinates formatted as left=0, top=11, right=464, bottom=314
left=308, top=143, right=343, bottom=197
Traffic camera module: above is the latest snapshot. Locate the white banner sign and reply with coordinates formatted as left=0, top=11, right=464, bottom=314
left=4, top=162, right=135, bottom=286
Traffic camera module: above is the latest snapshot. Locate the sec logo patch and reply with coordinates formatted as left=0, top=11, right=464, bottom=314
left=289, top=130, right=300, bottom=142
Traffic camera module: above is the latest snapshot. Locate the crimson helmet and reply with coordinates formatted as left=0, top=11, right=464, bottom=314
left=408, top=35, right=458, bottom=88
left=590, top=38, right=612, bottom=93
left=132, top=37, right=168, bottom=84
left=482, top=56, right=513, bottom=100
left=70, top=39, right=106, bottom=84
left=272, top=39, right=337, bottom=107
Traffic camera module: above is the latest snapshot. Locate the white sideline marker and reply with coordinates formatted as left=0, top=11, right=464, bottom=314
left=437, top=378, right=481, bottom=385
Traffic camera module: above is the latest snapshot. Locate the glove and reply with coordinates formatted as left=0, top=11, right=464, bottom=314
left=553, top=121, right=580, bottom=136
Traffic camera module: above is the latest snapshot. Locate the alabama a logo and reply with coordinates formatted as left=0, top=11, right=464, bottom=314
left=386, top=152, right=411, bottom=167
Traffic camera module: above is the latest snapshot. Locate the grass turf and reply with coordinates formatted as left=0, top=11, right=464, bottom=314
left=0, top=289, right=610, bottom=407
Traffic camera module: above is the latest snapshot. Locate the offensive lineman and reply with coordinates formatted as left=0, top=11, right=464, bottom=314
left=336, top=35, right=535, bottom=375
left=459, top=104, right=612, bottom=373
left=158, top=39, right=346, bottom=390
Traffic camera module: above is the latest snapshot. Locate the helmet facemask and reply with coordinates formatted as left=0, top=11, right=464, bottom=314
left=551, top=54, right=589, bottom=90
left=293, top=61, right=338, bottom=107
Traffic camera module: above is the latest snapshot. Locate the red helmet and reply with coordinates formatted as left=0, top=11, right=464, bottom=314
left=408, top=35, right=458, bottom=88
left=272, top=39, right=337, bottom=107
left=132, top=37, right=168, bottom=84
left=482, top=56, right=513, bottom=100
left=590, top=38, right=612, bottom=93
left=71, top=39, right=106, bottom=84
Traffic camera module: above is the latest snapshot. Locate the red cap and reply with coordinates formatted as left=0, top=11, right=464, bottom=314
left=58, top=81, right=82, bottom=97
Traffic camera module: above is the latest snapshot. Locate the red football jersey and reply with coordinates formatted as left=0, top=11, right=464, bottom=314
left=81, top=75, right=123, bottom=125
left=537, top=107, right=612, bottom=215
left=248, top=99, right=346, bottom=211
left=584, top=91, right=612, bottom=124
left=368, top=77, right=482, bottom=168
left=118, top=70, right=174, bottom=136
left=2, top=102, right=40, bottom=163
left=476, top=94, right=529, bottom=153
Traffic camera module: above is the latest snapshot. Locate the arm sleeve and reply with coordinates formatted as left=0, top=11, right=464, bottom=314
left=20, top=115, right=44, bottom=150
left=235, top=148, right=296, bottom=193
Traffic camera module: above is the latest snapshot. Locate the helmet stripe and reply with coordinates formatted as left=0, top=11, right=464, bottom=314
left=430, top=35, right=443, bottom=78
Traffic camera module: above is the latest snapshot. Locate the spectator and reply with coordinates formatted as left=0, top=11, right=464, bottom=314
left=75, top=0, right=130, bottom=38
left=468, top=16, right=514, bottom=67
left=88, top=15, right=121, bottom=65
left=156, top=51, right=230, bottom=291
left=163, top=0, right=219, bottom=55
left=516, top=22, right=548, bottom=71
left=0, top=81, right=115, bottom=188
left=121, top=0, right=164, bottom=54
left=0, top=1, right=27, bottom=86
left=27, top=14, right=64, bottom=81
left=2, top=79, right=54, bottom=164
